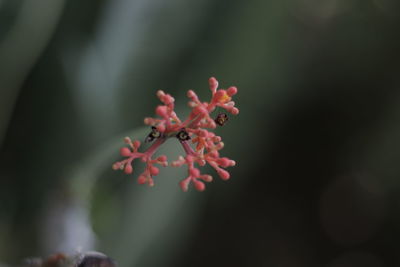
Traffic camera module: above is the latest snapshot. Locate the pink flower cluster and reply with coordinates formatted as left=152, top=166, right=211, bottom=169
left=112, top=77, right=239, bottom=191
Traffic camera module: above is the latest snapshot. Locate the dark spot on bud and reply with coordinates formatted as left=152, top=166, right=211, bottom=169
left=214, top=113, right=229, bottom=126
left=145, top=126, right=161, bottom=142
left=176, top=128, right=191, bottom=141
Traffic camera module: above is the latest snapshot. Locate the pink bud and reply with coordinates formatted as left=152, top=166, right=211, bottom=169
left=150, top=166, right=159, bottom=176
left=231, top=107, right=239, bottom=115
left=120, top=147, right=131, bottom=157
left=195, top=106, right=208, bottom=116
left=124, top=164, right=133, bottom=174
left=179, top=179, right=190, bottom=192
left=187, top=90, right=196, bottom=98
left=213, top=136, right=221, bottom=142
left=216, top=142, right=224, bottom=149
left=217, top=157, right=231, bottom=168
left=171, top=161, right=180, bottom=167
left=209, top=77, right=218, bottom=93
left=198, top=129, right=208, bottom=137
left=209, top=151, right=219, bottom=158
left=202, top=175, right=213, bottom=182
left=227, top=86, right=238, bottom=96
left=133, top=140, right=141, bottom=148
left=156, top=105, right=168, bottom=117
left=186, top=155, right=194, bottom=162
left=194, top=180, right=205, bottom=191
left=157, top=155, right=167, bottom=162
left=162, top=94, right=174, bottom=104
left=144, top=117, right=151, bottom=124
left=190, top=167, right=200, bottom=177
left=156, top=90, right=165, bottom=98
left=138, top=176, right=146, bottom=184
left=112, top=162, right=121, bottom=170
left=217, top=169, right=230, bottom=180
left=209, top=120, right=216, bottom=128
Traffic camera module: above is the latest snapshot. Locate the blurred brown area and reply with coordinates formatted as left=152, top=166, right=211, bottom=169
left=1, top=0, right=400, bottom=266
left=21, top=251, right=116, bottom=267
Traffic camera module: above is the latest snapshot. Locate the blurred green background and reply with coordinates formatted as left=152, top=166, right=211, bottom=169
left=1, top=0, right=400, bottom=266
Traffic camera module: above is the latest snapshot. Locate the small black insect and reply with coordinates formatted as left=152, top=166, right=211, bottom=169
left=176, top=128, right=191, bottom=141
left=214, top=113, right=229, bottom=126
left=145, top=126, right=162, bottom=142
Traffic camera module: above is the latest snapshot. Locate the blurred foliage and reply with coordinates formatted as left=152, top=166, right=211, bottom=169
left=1, top=0, right=400, bottom=266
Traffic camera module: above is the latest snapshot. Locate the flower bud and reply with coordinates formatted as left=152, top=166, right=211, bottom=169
left=227, top=86, right=238, bottom=96
left=209, top=77, right=218, bottom=93
left=201, top=175, right=213, bottom=182
left=156, top=105, right=168, bottom=117
left=138, top=176, right=146, bottom=184
left=157, top=155, right=167, bottom=162
left=190, top=167, right=200, bottom=177
left=112, top=162, right=121, bottom=170
left=193, top=180, right=205, bottom=191
left=133, top=140, right=141, bottom=149
left=217, top=157, right=231, bottom=168
left=179, top=179, right=190, bottom=192
left=124, top=164, right=133, bottom=174
left=231, top=107, right=239, bottom=115
left=217, top=169, right=230, bottom=180
left=120, top=147, right=131, bottom=157
left=150, top=166, right=159, bottom=176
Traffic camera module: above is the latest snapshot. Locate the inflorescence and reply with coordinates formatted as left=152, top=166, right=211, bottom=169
left=112, top=77, right=239, bottom=192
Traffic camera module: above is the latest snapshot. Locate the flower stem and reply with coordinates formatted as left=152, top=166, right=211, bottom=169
left=145, top=136, right=167, bottom=157
left=180, top=140, right=196, bottom=156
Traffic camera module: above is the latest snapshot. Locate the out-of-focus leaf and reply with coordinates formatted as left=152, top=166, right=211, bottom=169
left=0, top=0, right=65, bottom=146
